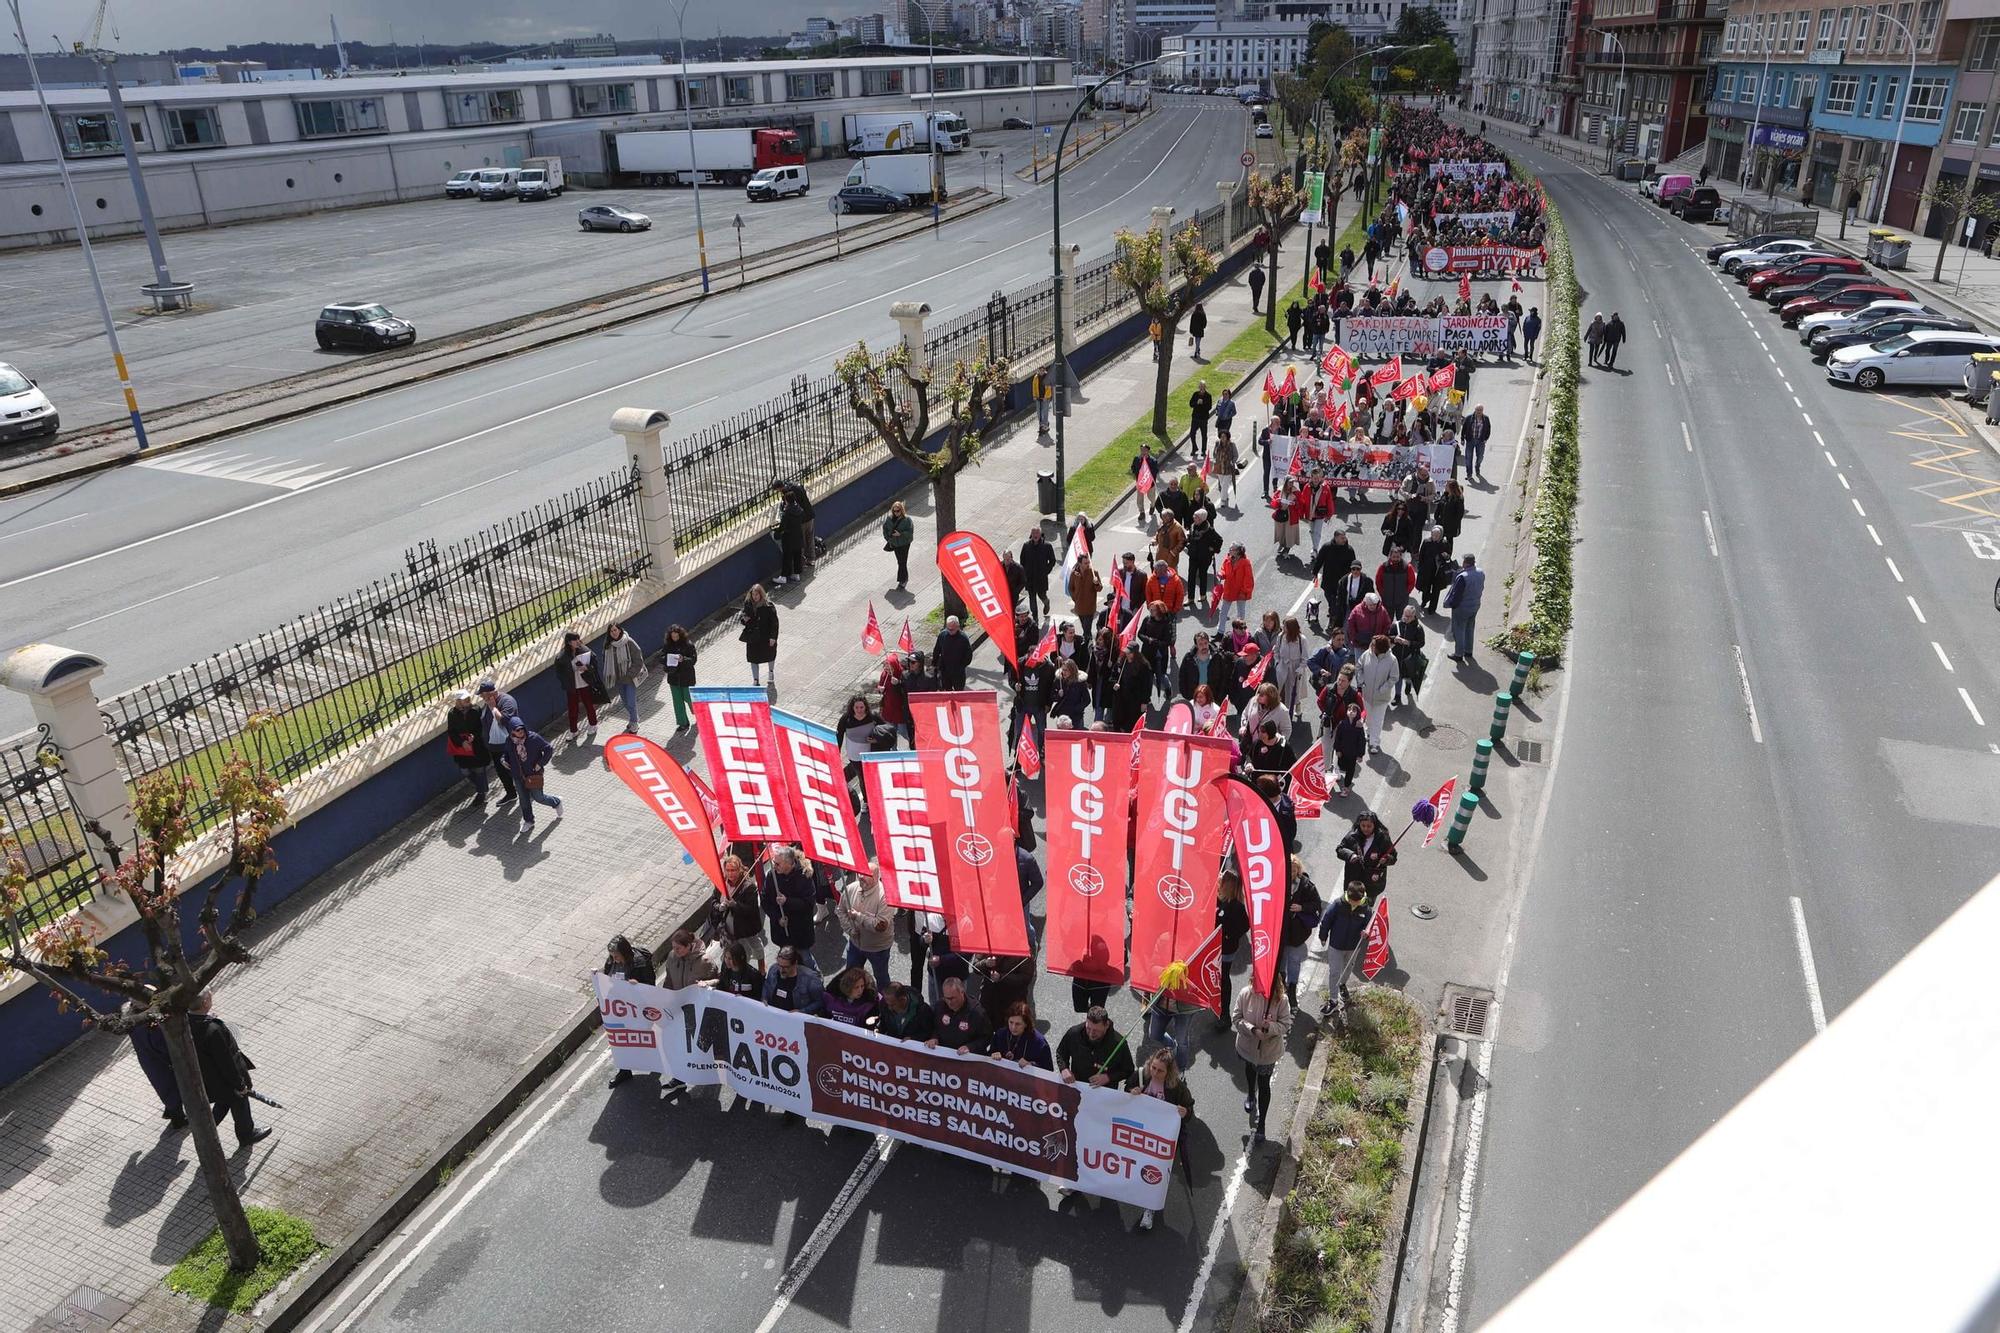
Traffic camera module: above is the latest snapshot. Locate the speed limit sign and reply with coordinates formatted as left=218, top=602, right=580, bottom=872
left=1241, top=151, right=1256, bottom=167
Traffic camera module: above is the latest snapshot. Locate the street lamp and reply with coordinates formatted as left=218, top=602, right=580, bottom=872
left=1303, top=45, right=1409, bottom=294
left=6, top=0, right=148, bottom=447
left=1590, top=28, right=1629, bottom=175
left=1743, top=24, right=1776, bottom=192
left=672, top=0, right=710, bottom=294
left=1048, top=53, right=1186, bottom=517
left=910, top=0, right=948, bottom=236
left=1870, top=9, right=1920, bottom=225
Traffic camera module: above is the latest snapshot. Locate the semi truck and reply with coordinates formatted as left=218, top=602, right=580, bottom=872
left=842, top=110, right=968, bottom=156
left=515, top=156, right=566, bottom=200
left=612, top=127, right=805, bottom=186
left=842, top=154, right=940, bottom=202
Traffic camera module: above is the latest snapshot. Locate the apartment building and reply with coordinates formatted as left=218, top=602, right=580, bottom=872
left=1575, top=0, right=1723, bottom=160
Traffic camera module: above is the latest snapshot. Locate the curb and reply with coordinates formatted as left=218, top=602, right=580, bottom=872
left=0, top=191, right=1003, bottom=502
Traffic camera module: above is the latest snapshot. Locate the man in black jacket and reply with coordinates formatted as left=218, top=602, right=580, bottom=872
left=1188, top=384, right=1214, bottom=458
left=1019, top=528, right=1058, bottom=622
left=190, top=993, right=270, bottom=1148
left=1056, top=1007, right=1138, bottom=1089
left=878, top=984, right=936, bottom=1042
left=933, top=617, right=973, bottom=690
left=1327, top=562, right=1374, bottom=628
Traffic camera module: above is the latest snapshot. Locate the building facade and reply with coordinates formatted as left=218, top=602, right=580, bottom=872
left=1575, top=0, right=1723, bottom=162
left=1160, top=19, right=1314, bottom=87
left=1470, top=0, right=1566, bottom=125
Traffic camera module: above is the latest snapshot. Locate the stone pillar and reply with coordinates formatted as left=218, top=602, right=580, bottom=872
left=1218, top=181, right=1236, bottom=247
left=611, top=408, right=681, bottom=587
left=1053, top=243, right=1079, bottom=352
left=0, top=645, right=136, bottom=884
left=889, top=300, right=932, bottom=417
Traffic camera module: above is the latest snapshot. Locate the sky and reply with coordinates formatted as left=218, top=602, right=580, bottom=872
left=12, top=0, right=864, bottom=52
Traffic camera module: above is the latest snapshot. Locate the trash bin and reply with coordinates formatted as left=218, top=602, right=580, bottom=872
left=1969, top=352, right=2000, bottom=408
left=1865, top=227, right=1895, bottom=263
left=1878, top=234, right=1912, bottom=269
left=1617, top=159, right=1648, bottom=182
left=1036, top=470, right=1060, bottom=515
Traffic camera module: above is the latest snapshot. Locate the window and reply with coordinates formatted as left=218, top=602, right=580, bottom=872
left=1837, top=7, right=1853, bottom=47
left=1741, top=70, right=1759, bottom=102
left=1826, top=73, right=1859, bottom=113
left=1905, top=76, right=1947, bottom=122
left=163, top=105, right=223, bottom=148
left=571, top=82, right=634, bottom=116
left=1952, top=100, right=1986, bottom=143
left=1717, top=69, right=1737, bottom=98
left=1972, top=21, right=2000, bottom=69
left=1817, top=8, right=1836, bottom=47
left=1893, top=1, right=1913, bottom=51
left=1724, top=18, right=1738, bottom=52
left=985, top=63, right=1023, bottom=88
left=56, top=111, right=124, bottom=157
left=1853, top=5, right=1873, bottom=49
left=724, top=75, right=754, bottom=106
left=1794, top=74, right=1819, bottom=108
left=678, top=77, right=711, bottom=109
left=1916, top=0, right=1940, bottom=48
left=1880, top=74, right=1900, bottom=116
left=862, top=67, right=905, bottom=95
left=786, top=71, right=837, bottom=99
left=294, top=96, right=384, bottom=137
left=443, top=89, right=523, bottom=126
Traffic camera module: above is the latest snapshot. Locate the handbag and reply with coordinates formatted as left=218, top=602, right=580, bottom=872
left=446, top=734, right=474, bottom=758
left=523, top=772, right=545, bottom=791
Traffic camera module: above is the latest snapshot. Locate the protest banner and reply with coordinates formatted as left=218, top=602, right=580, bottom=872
left=909, top=691, right=1031, bottom=955
left=1428, top=160, right=1508, bottom=179
left=1341, top=316, right=1438, bottom=361
left=1439, top=315, right=1510, bottom=355
left=1431, top=210, right=1517, bottom=229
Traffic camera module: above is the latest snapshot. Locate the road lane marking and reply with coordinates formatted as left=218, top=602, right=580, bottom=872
left=1933, top=641, right=1955, bottom=672
left=1793, top=396, right=1804, bottom=410
left=1825, top=450, right=1838, bottom=466
left=1702, top=509, right=1717, bottom=556
left=1908, top=595, right=1927, bottom=623
left=1681, top=421, right=1692, bottom=452
left=63, top=576, right=219, bottom=631
left=753, top=1136, right=895, bottom=1333
left=1866, top=524, right=1882, bottom=545
left=1838, top=473, right=1851, bottom=489
left=1789, top=897, right=1829, bottom=1033
left=0, top=512, right=88, bottom=543
left=1851, top=498, right=1866, bottom=517
left=1733, top=644, right=1764, bottom=744
left=1179, top=1143, right=1254, bottom=1333
left=1801, top=412, right=1812, bottom=426
left=419, top=469, right=520, bottom=507
left=1666, top=364, right=1676, bottom=386
left=1961, top=689, right=1986, bottom=726
left=1813, top=430, right=1826, bottom=446
left=1886, top=557, right=1903, bottom=582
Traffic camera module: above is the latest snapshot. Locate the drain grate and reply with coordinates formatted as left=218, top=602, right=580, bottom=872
left=1439, top=983, right=1496, bottom=1042
left=1515, top=739, right=1545, bottom=763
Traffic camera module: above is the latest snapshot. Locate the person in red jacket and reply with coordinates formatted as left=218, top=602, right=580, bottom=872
left=1270, top=478, right=1303, bottom=555
left=1144, top=560, right=1187, bottom=616
left=1344, top=591, right=1391, bottom=648
left=1217, top=543, right=1256, bottom=625
left=1374, top=549, right=1419, bottom=620
left=1308, top=473, right=1339, bottom=552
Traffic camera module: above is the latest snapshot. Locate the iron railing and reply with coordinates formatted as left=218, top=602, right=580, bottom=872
left=100, top=466, right=649, bottom=833
left=1194, top=202, right=1226, bottom=255
left=927, top=275, right=1062, bottom=373
left=1231, top=180, right=1256, bottom=239
left=0, top=727, right=99, bottom=935
left=1072, top=252, right=1130, bottom=327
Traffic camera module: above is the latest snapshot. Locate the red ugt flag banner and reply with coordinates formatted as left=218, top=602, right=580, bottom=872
left=603, top=735, right=729, bottom=894
left=1286, top=745, right=1331, bottom=820
left=937, top=531, right=1020, bottom=671
left=770, top=709, right=871, bottom=875
left=1129, top=731, right=1231, bottom=992
left=1136, top=458, right=1156, bottom=495
left=1214, top=773, right=1290, bottom=1001
left=1023, top=622, right=1058, bottom=668
left=1165, top=925, right=1225, bottom=1016
left=1369, top=354, right=1404, bottom=388
left=861, top=601, right=885, bottom=656
left=908, top=691, right=1030, bottom=955
left=1392, top=374, right=1427, bottom=402
left=1429, top=365, right=1457, bottom=393
left=1361, top=894, right=1391, bottom=979
left=688, top=687, right=798, bottom=843
left=858, top=751, right=951, bottom=913
left=897, top=618, right=915, bottom=655
left=1041, top=730, right=1132, bottom=984
left=1423, top=777, right=1458, bottom=849
left=1014, top=724, right=1042, bottom=780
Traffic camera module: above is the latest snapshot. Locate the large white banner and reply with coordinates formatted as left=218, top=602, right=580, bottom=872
left=1428, top=160, right=1508, bottom=179
left=1339, top=316, right=1439, bottom=360
left=593, top=974, right=1183, bottom=1208
left=1268, top=436, right=1456, bottom=490
left=1432, top=210, right=1516, bottom=230
left=1439, top=315, right=1510, bottom=354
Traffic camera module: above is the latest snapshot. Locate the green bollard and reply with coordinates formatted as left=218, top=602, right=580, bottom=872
left=1470, top=737, right=1495, bottom=793
left=1489, top=692, right=1514, bottom=742
left=1444, top=788, right=1480, bottom=852
left=1510, top=651, right=1536, bottom=697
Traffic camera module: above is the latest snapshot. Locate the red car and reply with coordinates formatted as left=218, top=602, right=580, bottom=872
left=1746, top=254, right=1865, bottom=297
left=1779, top=283, right=1915, bottom=326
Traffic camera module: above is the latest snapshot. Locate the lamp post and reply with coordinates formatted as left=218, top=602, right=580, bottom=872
left=1870, top=9, right=1919, bottom=225
left=1591, top=28, right=1629, bottom=175
left=1304, top=46, right=1408, bottom=293
left=6, top=0, right=148, bottom=448
left=1743, top=24, right=1774, bottom=192
left=908, top=0, right=947, bottom=237
left=1049, top=53, right=1185, bottom=517
left=672, top=0, right=710, bottom=294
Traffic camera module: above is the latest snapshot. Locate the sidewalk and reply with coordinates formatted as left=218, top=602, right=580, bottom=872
left=0, top=209, right=1283, bottom=1333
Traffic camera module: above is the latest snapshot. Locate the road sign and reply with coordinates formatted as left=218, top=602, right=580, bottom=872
left=828, top=196, right=841, bottom=215
left=1241, top=150, right=1256, bottom=167
left=732, top=214, right=744, bottom=230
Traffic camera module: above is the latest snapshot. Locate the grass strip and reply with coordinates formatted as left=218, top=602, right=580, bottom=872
left=164, top=1206, right=322, bottom=1315
left=1261, top=987, right=1427, bottom=1332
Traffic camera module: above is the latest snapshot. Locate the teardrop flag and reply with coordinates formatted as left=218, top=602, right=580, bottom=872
left=898, top=618, right=915, bottom=654
left=938, top=531, right=1020, bottom=671
left=604, top=735, right=728, bottom=895
left=861, top=600, right=884, bottom=655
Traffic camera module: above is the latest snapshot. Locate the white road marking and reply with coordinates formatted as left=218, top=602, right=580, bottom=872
left=0, top=512, right=88, bottom=543
left=1932, top=641, right=1954, bottom=672
left=1886, top=557, right=1903, bottom=582
left=1793, top=395, right=1804, bottom=410
left=1732, top=644, right=1764, bottom=744
left=1652, top=320, right=1661, bottom=335
left=1701, top=509, right=1717, bottom=556
left=1825, top=450, right=1838, bottom=467
left=134, top=448, right=349, bottom=492
left=1789, top=897, right=1829, bottom=1033
left=62, top=576, right=219, bottom=631
left=1908, top=595, right=1927, bottom=624
left=1838, top=473, right=1851, bottom=490
left=1666, top=364, right=1676, bottom=386
left=1179, top=1145, right=1254, bottom=1333
left=753, top=1137, right=896, bottom=1333
left=1812, top=430, right=1826, bottom=446
left=419, top=469, right=520, bottom=507
left=1866, top=524, right=1882, bottom=546
left=1681, top=421, right=1692, bottom=452
left=1851, top=497, right=1866, bottom=517
left=1960, top=688, right=1987, bottom=726
left=1800, top=412, right=1813, bottom=426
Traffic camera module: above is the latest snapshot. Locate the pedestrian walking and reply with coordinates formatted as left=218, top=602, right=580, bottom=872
left=1461, top=405, right=1492, bottom=482
left=1132, top=1050, right=1195, bottom=1231
left=1284, top=300, right=1304, bottom=351
left=559, top=631, right=604, bottom=744
left=1443, top=553, right=1486, bottom=663
left=190, top=992, right=271, bottom=1148
left=1188, top=383, right=1214, bottom=457
left=1601, top=312, right=1627, bottom=369
left=502, top=716, right=562, bottom=834
left=124, top=1002, right=185, bottom=1128
left=475, top=679, right=519, bottom=805
left=443, top=689, right=497, bottom=806
left=1327, top=699, right=1366, bottom=796
left=1021, top=527, right=1057, bottom=622
left=1584, top=312, right=1606, bottom=368
left=1234, top=972, right=1292, bottom=1142
left=1390, top=604, right=1428, bottom=706
left=661, top=624, right=698, bottom=733
left=1149, top=316, right=1163, bottom=362
left=933, top=615, right=973, bottom=690
left=1336, top=808, right=1397, bottom=898
left=1217, top=543, right=1255, bottom=626
left=1247, top=263, right=1266, bottom=313
left=1355, top=634, right=1397, bottom=752
left=1214, top=387, right=1238, bottom=443
left=837, top=869, right=896, bottom=990
left=881, top=500, right=915, bottom=589
left=1521, top=307, right=1542, bottom=362
left=1069, top=555, right=1102, bottom=627
left=1316, top=881, right=1372, bottom=1018
left=1188, top=302, right=1208, bottom=359
left=740, top=584, right=780, bottom=689
left=602, top=622, right=645, bottom=734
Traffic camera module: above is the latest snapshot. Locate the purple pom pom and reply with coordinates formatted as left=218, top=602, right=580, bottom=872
left=1412, top=799, right=1438, bottom=825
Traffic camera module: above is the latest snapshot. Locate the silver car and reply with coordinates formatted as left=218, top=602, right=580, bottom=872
left=578, top=205, right=652, bottom=233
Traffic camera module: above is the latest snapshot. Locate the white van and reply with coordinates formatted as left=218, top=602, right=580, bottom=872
left=746, top=164, right=809, bottom=201
left=474, top=168, right=519, bottom=201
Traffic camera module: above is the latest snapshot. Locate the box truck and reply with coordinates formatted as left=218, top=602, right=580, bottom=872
left=515, top=156, right=566, bottom=201
left=842, top=154, right=940, bottom=201
left=613, top=127, right=805, bottom=186
left=843, top=111, right=967, bottom=156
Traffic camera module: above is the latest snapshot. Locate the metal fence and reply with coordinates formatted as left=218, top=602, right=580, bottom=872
left=1231, top=180, right=1256, bottom=239
left=100, top=466, right=649, bottom=835
left=0, top=727, right=99, bottom=935
left=1071, top=251, right=1130, bottom=327
left=1193, top=202, right=1226, bottom=256
left=926, top=274, right=1063, bottom=374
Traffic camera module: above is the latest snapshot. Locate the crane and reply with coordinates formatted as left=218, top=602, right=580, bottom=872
left=71, top=0, right=117, bottom=56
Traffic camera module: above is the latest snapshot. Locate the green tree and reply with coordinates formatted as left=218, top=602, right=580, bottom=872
left=1390, top=6, right=1451, bottom=45
left=1272, top=71, right=1320, bottom=138
left=1310, top=29, right=1359, bottom=81
left=1248, top=170, right=1301, bottom=336
left=1404, top=39, right=1461, bottom=91
left=836, top=342, right=1011, bottom=617
left=2, top=735, right=289, bottom=1276
left=1111, top=221, right=1221, bottom=439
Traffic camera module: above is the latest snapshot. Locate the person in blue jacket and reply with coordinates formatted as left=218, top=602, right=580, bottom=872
left=983, top=1001, right=1055, bottom=1070
left=501, top=715, right=562, bottom=834
left=762, top=946, right=825, bottom=1014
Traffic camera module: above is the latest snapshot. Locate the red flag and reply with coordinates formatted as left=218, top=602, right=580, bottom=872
left=1286, top=745, right=1331, bottom=820
left=938, top=531, right=1020, bottom=671
left=1308, top=269, right=1325, bottom=294
left=686, top=769, right=723, bottom=827
left=1014, top=724, right=1042, bottom=779
left=858, top=751, right=950, bottom=913
left=1214, top=772, right=1289, bottom=1000
left=897, top=618, right=915, bottom=654
left=1024, top=622, right=1059, bottom=668
left=1262, top=370, right=1279, bottom=404
left=1510, top=276, right=1523, bottom=295
left=1422, top=776, right=1457, bottom=849
left=770, top=708, right=871, bottom=875
left=1392, top=373, right=1426, bottom=402
left=1287, top=447, right=1303, bottom=477
left=1042, top=730, right=1133, bottom=984
left=1129, top=715, right=1144, bottom=775
left=1360, top=894, right=1391, bottom=979
left=1162, top=700, right=1194, bottom=734
left=1118, top=597, right=1146, bottom=651
left=1129, top=731, right=1232, bottom=992
left=908, top=691, right=1030, bottom=955
left=1278, top=367, right=1298, bottom=399
left=1457, top=272, right=1472, bottom=302
left=1238, top=646, right=1269, bottom=691
left=689, top=687, right=799, bottom=843
left=1136, top=457, right=1156, bottom=495
left=1061, top=522, right=1091, bottom=588
left=604, top=735, right=728, bottom=894
left=861, top=600, right=885, bottom=655
left=1429, top=365, right=1456, bottom=392
left=1200, top=452, right=1214, bottom=482
left=1330, top=399, right=1350, bottom=432
left=1369, top=354, right=1404, bottom=388
left=1320, top=345, right=1352, bottom=387
left=1164, top=925, right=1225, bottom=1016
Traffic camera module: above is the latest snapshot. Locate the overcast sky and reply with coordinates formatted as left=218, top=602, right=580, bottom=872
left=13, top=0, right=863, bottom=51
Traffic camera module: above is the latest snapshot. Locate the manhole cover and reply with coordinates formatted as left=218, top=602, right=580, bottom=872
left=1439, top=983, right=1496, bottom=1042
left=1411, top=903, right=1437, bottom=920
left=1419, top=723, right=1470, bottom=751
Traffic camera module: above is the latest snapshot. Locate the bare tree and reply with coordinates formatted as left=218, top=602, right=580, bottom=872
left=1111, top=221, right=1221, bottom=440
left=2, top=729, right=288, bottom=1273
left=1919, top=177, right=2000, bottom=281
left=1247, top=170, right=1302, bottom=336
left=1834, top=162, right=1879, bottom=240
left=836, top=342, right=1012, bottom=618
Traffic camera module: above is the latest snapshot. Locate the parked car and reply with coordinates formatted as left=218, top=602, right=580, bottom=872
left=1652, top=173, right=1696, bottom=208
left=1255, top=121, right=1274, bottom=138
left=1638, top=176, right=1661, bottom=201
left=578, top=204, right=652, bottom=232
left=1747, top=255, right=1864, bottom=296
left=1720, top=238, right=1828, bottom=274
left=1811, top=313, right=1975, bottom=358
left=834, top=183, right=909, bottom=213
left=314, top=302, right=416, bottom=351
left=0, top=361, right=58, bottom=443
left=1001, top=116, right=1031, bottom=129
left=1671, top=186, right=1723, bottom=222
left=1709, top=231, right=1794, bottom=264
left=1764, top=270, right=1872, bottom=307
left=443, top=170, right=480, bottom=199
left=747, top=164, right=810, bottom=201
left=1798, top=299, right=1931, bottom=342
left=1826, top=329, right=2000, bottom=389
left=1779, top=283, right=1914, bottom=325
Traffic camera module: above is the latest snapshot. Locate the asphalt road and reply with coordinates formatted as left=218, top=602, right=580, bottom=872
left=2, top=124, right=1059, bottom=433
left=1457, top=148, right=2000, bottom=1323
left=0, top=103, right=1252, bottom=737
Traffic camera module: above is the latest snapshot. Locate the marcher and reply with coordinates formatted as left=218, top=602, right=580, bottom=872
left=1188, top=383, right=1214, bottom=457
left=1021, top=528, right=1057, bottom=621
left=502, top=715, right=562, bottom=834
left=881, top=500, right=915, bottom=589
left=1234, top=972, right=1293, bottom=1142
left=984, top=1002, right=1055, bottom=1069
left=1601, top=311, right=1627, bottom=369
left=603, top=622, right=645, bottom=734
left=1069, top=554, right=1103, bottom=627
left=124, top=1003, right=185, bottom=1127
left=1354, top=634, right=1397, bottom=752
left=1417, top=526, right=1453, bottom=615
left=1521, top=307, right=1542, bottom=362
left=190, top=992, right=270, bottom=1148
left=1328, top=699, right=1367, bottom=796
left=740, top=584, right=780, bottom=689
left=825, top=966, right=882, bottom=1028
left=763, top=946, right=825, bottom=1014
left=1344, top=591, right=1391, bottom=648
left=877, top=983, right=937, bottom=1042
left=1337, top=809, right=1397, bottom=898
left=659, top=928, right=717, bottom=989
left=1247, top=263, right=1266, bottom=313
left=707, top=854, right=767, bottom=970
left=1375, top=548, right=1418, bottom=620
left=443, top=689, right=497, bottom=806
left=761, top=846, right=823, bottom=951
left=1056, top=1006, right=1139, bottom=1089
left=933, top=616, right=973, bottom=690
left=928, top=977, right=991, bottom=1052
left=1278, top=855, right=1324, bottom=1009
left=1461, top=404, right=1492, bottom=482
left=1132, top=1050, right=1194, bottom=1230
left=559, top=630, right=604, bottom=743
left=1390, top=604, right=1428, bottom=706
left=836, top=869, right=896, bottom=990
left=475, top=680, right=519, bottom=805
left=1443, top=553, right=1485, bottom=663
left=1316, top=881, right=1372, bottom=1018
left=713, top=942, right=764, bottom=999
left=661, top=624, right=698, bottom=733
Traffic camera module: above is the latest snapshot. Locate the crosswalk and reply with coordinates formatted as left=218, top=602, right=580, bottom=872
left=135, top=447, right=348, bottom=491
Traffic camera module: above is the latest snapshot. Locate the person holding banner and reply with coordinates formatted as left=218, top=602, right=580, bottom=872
left=983, top=1002, right=1055, bottom=1071
left=877, top=982, right=936, bottom=1043
left=1056, top=1006, right=1138, bottom=1090
left=706, top=854, right=766, bottom=970
left=1336, top=810, right=1398, bottom=899
left=762, top=946, right=825, bottom=1016
left=836, top=870, right=895, bottom=990
left=1233, top=971, right=1293, bottom=1143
